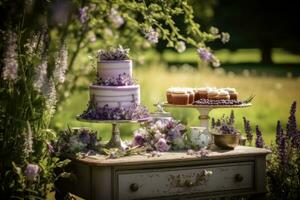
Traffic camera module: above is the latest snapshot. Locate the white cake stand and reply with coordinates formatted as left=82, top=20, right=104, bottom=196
left=162, top=103, right=251, bottom=130
left=76, top=116, right=150, bottom=149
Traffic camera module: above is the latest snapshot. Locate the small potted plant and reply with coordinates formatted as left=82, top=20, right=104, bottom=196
left=211, top=113, right=240, bottom=149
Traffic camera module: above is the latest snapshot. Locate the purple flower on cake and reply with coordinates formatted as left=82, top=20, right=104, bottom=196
left=155, top=138, right=170, bottom=152
left=144, top=28, right=159, bottom=44
left=25, top=164, right=39, bottom=181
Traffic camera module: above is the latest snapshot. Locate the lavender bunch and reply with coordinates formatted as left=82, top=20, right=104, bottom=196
left=287, top=101, right=299, bottom=148
left=98, top=46, right=129, bottom=61
left=255, top=125, right=264, bottom=148
left=95, top=73, right=136, bottom=86
left=243, top=117, right=253, bottom=145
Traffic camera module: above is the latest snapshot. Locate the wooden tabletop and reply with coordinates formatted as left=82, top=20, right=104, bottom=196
left=73, top=146, right=271, bottom=167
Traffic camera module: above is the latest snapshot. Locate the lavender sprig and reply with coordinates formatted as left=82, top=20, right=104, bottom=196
left=243, top=117, right=253, bottom=145
left=255, top=125, right=264, bottom=148
left=228, top=110, right=235, bottom=125
left=276, top=120, right=283, bottom=146
left=287, top=101, right=298, bottom=147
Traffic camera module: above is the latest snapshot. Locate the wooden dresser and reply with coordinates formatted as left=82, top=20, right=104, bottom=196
left=70, top=146, right=270, bottom=200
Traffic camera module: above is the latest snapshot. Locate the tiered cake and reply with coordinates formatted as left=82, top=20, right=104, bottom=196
left=80, top=46, right=149, bottom=121
left=90, top=60, right=140, bottom=108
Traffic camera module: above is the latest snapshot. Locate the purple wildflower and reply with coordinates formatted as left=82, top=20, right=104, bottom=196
left=278, top=133, right=287, bottom=170
left=243, top=117, right=253, bottom=144
left=155, top=138, right=170, bottom=152
left=287, top=101, right=299, bottom=147
left=24, top=164, right=39, bottom=181
left=132, top=132, right=145, bottom=146
left=197, top=48, right=212, bottom=61
left=276, top=120, right=283, bottom=146
left=144, top=28, right=159, bottom=44
left=79, top=6, right=89, bottom=24
left=2, top=30, right=18, bottom=81
left=255, top=125, right=264, bottom=148
left=228, top=110, right=235, bottom=125
left=47, top=142, right=54, bottom=154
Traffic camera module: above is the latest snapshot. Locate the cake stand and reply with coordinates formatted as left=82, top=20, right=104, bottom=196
left=76, top=116, right=150, bottom=149
left=162, top=103, right=251, bottom=130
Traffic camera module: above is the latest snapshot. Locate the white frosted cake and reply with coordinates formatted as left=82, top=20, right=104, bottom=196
left=89, top=60, right=140, bottom=108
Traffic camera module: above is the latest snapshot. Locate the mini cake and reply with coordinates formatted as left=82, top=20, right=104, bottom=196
left=187, top=88, right=195, bottom=104
left=224, top=88, right=238, bottom=100
left=194, top=87, right=208, bottom=101
left=172, top=90, right=189, bottom=105
left=207, top=89, right=219, bottom=100
left=166, top=88, right=174, bottom=104
left=217, top=90, right=230, bottom=100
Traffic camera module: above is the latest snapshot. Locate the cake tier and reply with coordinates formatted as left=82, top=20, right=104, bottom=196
left=97, top=60, right=132, bottom=79
left=90, top=84, right=140, bottom=108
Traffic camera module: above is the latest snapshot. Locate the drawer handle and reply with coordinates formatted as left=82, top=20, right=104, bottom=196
left=235, top=174, right=244, bottom=182
left=130, top=183, right=139, bottom=192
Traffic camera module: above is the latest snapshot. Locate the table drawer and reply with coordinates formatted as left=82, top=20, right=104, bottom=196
left=117, top=162, right=254, bottom=200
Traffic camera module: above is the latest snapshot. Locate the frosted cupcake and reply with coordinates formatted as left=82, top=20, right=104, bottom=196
left=207, top=88, right=219, bottom=100
left=172, top=89, right=189, bottom=105
left=194, top=87, right=208, bottom=101
left=186, top=88, right=195, bottom=104
left=217, top=90, right=230, bottom=100
left=224, top=88, right=238, bottom=100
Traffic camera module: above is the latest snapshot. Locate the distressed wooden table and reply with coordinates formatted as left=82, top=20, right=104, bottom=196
left=70, top=146, right=270, bottom=200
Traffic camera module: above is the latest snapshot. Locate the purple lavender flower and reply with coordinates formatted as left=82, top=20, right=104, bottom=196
left=132, top=132, right=146, bottom=146
left=79, top=6, right=89, bottom=24
left=2, top=30, right=18, bottom=81
left=47, top=142, right=54, bottom=154
left=96, top=73, right=136, bottom=86
left=276, top=120, right=283, bottom=146
left=278, top=133, right=287, bottom=170
left=144, top=28, right=159, bottom=44
left=287, top=101, right=298, bottom=147
left=255, top=125, right=264, bottom=148
left=155, top=138, right=170, bottom=152
left=243, top=117, right=253, bottom=144
left=24, top=164, right=39, bottom=181
left=197, top=48, right=213, bottom=61
left=228, top=110, right=235, bottom=125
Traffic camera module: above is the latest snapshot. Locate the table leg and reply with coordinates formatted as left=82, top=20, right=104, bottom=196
left=106, top=123, right=123, bottom=149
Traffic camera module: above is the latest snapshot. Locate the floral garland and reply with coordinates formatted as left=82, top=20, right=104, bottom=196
left=94, top=73, right=136, bottom=86
left=80, top=103, right=150, bottom=121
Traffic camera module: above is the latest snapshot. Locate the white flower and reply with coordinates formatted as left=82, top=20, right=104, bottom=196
left=54, top=44, right=68, bottom=83
left=144, top=28, right=159, bottom=44
left=41, top=78, right=57, bottom=117
left=2, top=30, right=18, bottom=81
left=109, top=8, right=124, bottom=28
left=221, top=32, right=230, bottom=43
left=175, top=41, right=186, bottom=53
left=209, top=27, right=219, bottom=35
left=34, top=56, right=47, bottom=92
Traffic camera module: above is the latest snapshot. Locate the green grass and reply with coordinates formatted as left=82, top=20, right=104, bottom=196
left=51, top=51, right=300, bottom=146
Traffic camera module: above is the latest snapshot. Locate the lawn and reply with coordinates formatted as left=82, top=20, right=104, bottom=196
left=51, top=49, right=300, bottom=146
